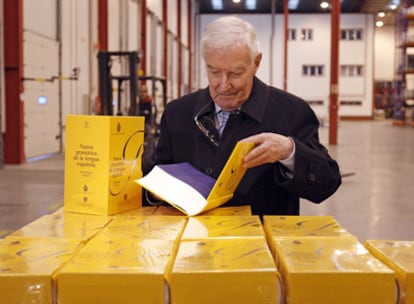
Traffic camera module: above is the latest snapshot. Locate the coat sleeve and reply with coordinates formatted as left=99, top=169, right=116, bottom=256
left=273, top=102, right=342, bottom=203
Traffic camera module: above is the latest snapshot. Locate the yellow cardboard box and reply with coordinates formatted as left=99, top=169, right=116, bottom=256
left=168, top=238, right=280, bottom=304
left=0, top=237, right=82, bottom=304
left=202, top=205, right=252, bottom=216
left=101, top=215, right=187, bottom=240
left=64, top=115, right=145, bottom=215
left=364, top=240, right=414, bottom=304
left=263, top=215, right=351, bottom=238
left=57, top=234, right=176, bottom=304
left=7, top=211, right=112, bottom=241
left=270, top=236, right=396, bottom=304
left=181, top=215, right=265, bottom=240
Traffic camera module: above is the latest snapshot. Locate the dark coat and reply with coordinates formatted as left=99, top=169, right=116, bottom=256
left=144, top=77, right=341, bottom=216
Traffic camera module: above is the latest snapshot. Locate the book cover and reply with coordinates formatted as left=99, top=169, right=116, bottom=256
left=136, top=141, right=254, bottom=216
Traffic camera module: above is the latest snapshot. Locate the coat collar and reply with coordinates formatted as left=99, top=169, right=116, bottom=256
left=194, top=77, right=270, bottom=123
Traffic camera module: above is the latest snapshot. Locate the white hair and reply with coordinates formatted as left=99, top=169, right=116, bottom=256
left=200, top=16, right=261, bottom=61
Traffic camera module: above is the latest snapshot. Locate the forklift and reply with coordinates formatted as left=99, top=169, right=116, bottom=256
left=97, top=51, right=167, bottom=171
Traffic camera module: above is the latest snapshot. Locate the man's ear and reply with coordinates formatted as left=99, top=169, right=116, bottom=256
left=254, top=53, right=262, bottom=71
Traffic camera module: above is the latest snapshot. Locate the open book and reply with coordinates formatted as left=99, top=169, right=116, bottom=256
left=136, top=141, right=255, bottom=216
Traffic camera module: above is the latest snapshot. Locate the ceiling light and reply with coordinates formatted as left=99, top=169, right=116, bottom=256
left=212, top=0, right=223, bottom=10
left=320, top=1, right=329, bottom=9
left=376, top=20, right=384, bottom=27
left=388, top=0, right=399, bottom=10
left=378, top=11, right=385, bottom=18
left=288, top=0, right=300, bottom=10
left=232, top=0, right=241, bottom=3
left=245, top=0, right=256, bottom=10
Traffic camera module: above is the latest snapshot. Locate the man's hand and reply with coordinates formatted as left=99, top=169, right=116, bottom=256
left=240, top=133, right=294, bottom=168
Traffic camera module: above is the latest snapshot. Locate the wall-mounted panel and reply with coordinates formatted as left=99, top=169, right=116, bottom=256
left=23, top=31, right=60, bottom=158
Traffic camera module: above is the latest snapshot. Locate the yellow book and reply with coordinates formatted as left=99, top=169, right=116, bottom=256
left=153, top=205, right=188, bottom=216
left=202, top=205, right=252, bottom=216
left=57, top=234, right=176, bottom=304
left=64, top=115, right=145, bottom=215
left=364, top=240, right=414, bottom=304
left=152, top=205, right=252, bottom=216
left=100, top=215, right=187, bottom=240
left=181, top=215, right=265, bottom=240
left=270, top=236, right=396, bottom=304
left=0, top=237, right=82, bottom=304
left=263, top=215, right=351, bottom=238
left=137, top=141, right=254, bottom=216
left=113, top=205, right=158, bottom=216
left=7, top=211, right=112, bottom=241
left=168, top=238, right=280, bottom=304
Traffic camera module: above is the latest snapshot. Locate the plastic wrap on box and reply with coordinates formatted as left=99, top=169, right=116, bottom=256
left=270, top=236, right=397, bottom=304
left=201, top=205, right=252, bottom=216
left=181, top=215, right=265, bottom=240
left=7, top=211, right=112, bottom=241
left=152, top=205, right=187, bottom=215
left=57, top=234, right=176, bottom=304
left=100, top=215, right=187, bottom=240
left=168, top=238, right=280, bottom=304
left=112, top=205, right=158, bottom=216
left=64, top=115, right=145, bottom=215
left=365, top=240, right=414, bottom=304
left=263, top=215, right=351, bottom=238
left=0, top=237, right=82, bottom=304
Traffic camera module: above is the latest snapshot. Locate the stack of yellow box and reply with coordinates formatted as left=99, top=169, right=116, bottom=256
left=7, top=209, right=112, bottom=242
left=100, top=215, right=187, bottom=240
left=168, top=215, right=281, bottom=303
left=364, top=240, right=414, bottom=304
left=57, top=234, right=176, bottom=304
left=150, top=204, right=252, bottom=216
left=56, top=215, right=188, bottom=303
left=0, top=237, right=81, bottom=304
left=262, top=215, right=351, bottom=238
left=181, top=215, right=264, bottom=239
left=263, top=216, right=396, bottom=304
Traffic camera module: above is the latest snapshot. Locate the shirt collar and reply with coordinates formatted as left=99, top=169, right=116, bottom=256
left=194, top=77, right=270, bottom=122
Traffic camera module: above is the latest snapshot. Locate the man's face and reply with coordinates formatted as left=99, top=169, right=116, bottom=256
left=204, top=44, right=261, bottom=111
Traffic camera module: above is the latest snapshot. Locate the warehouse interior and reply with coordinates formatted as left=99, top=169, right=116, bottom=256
left=0, top=0, right=413, bottom=303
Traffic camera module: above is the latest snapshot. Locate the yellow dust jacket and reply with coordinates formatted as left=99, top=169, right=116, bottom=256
left=202, top=205, right=252, bottom=216
left=100, top=215, right=187, bottom=240
left=64, top=115, right=145, bottom=215
left=270, top=236, right=396, bottom=304
left=57, top=235, right=177, bottom=304
left=137, top=141, right=254, bottom=216
left=181, top=215, right=265, bottom=240
left=0, top=237, right=82, bottom=304
left=168, top=238, right=280, bottom=304
left=7, top=211, right=112, bottom=241
left=364, top=240, right=414, bottom=304
left=263, top=215, right=351, bottom=238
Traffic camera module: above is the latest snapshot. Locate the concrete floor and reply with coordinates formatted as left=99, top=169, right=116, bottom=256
left=0, top=120, right=413, bottom=242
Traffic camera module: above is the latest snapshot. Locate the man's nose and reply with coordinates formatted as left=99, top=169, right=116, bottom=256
left=218, top=74, right=231, bottom=90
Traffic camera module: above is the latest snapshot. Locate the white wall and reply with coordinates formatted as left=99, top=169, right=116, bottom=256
left=199, top=13, right=375, bottom=118
left=374, top=25, right=396, bottom=80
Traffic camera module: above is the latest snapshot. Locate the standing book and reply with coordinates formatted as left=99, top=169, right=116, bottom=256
left=136, top=141, right=254, bottom=216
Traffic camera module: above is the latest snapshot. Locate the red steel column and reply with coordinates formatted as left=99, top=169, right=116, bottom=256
left=329, top=0, right=340, bottom=145
left=283, top=0, right=288, bottom=91
left=3, top=0, right=24, bottom=164
left=187, top=0, right=192, bottom=92
left=177, top=0, right=182, bottom=96
left=98, top=0, right=108, bottom=51
left=162, top=0, right=168, bottom=84
left=140, top=0, right=147, bottom=75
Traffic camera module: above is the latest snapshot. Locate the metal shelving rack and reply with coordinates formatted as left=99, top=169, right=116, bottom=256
left=394, top=0, right=414, bottom=126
